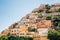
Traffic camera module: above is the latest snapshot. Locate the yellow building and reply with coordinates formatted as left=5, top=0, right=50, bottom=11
left=9, top=25, right=28, bottom=36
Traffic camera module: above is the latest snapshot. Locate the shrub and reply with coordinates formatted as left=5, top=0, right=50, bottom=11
left=28, top=27, right=37, bottom=32
left=45, top=4, right=50, bottom=9
left=46, top=16, right=51, bottom=20
left=0, top=35, right=8, bottom=40
left=38, top=14, right=43, bottom=18
left=38, top=10, right=43, bottom=13
left=56, top=8, right=60, bottom=12
left=45, top=9, right=52, bottom=13
left=8, top=36, right=33, bottom=40
left=32, top=8, right=39, bottom=13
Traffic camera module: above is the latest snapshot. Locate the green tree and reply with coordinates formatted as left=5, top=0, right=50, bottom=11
left=0, top=35, right=33, bottom=40
left=45, top=4, right=50, bottom=9
left=28, top=37, right=33, bottom=40
left=45, top=9, right=52, bottom=13
left=58, top=8, right=60, bottom=12
left=0, top=35, right=8, bottom=40
left=20, top=37, right=33, bottom=40
left=46, top=16, right=51, bottom=20
left=53, top=16, right=60, bottom=28
left=58, top=23, right=60, bottom=27
left=19, top=37, right=25, bottom=40
left=8, top=36, right=16, bottom=40
left=48, top=30, right=60, bottom=40
left=56, top=8, right=60, bottom=12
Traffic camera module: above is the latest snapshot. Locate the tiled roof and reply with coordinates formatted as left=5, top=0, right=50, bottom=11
left=37, top=20, right=52, bottom=28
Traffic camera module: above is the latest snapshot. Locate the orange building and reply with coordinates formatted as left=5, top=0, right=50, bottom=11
left=37, top=20, right=52, bottom=36
left=37, top=20, right=52, bottom=28
left=19, top=25, right=28, bottom=32
left=9, top=25, right=28, bottom=36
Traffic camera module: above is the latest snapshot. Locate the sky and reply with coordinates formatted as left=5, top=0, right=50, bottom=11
left=0, top=0, right=60, bottom=33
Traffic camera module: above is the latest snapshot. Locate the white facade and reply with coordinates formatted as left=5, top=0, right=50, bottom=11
left=37, top=28, right=48, bottom=36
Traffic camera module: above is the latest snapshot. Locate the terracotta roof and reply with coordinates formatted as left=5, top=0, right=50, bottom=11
left=37, top=24, right=47, bottom=28
left=37, top=20, right=52, bottom=28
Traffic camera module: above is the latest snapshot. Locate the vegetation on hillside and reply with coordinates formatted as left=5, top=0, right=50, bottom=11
left=48, top=29, right=60, bottom=40
left=0, top=35, right=33, bottom=40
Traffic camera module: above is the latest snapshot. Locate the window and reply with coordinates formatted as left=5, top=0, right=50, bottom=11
left=26, top=33, right=31, bottom=35
left=20, top=33, right=24, bottom=35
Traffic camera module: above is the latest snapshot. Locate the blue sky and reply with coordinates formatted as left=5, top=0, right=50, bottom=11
left=0, top=0, right=60, bottom=33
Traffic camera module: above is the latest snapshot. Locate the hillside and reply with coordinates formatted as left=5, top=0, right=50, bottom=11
left=0, top=3, right=60, bottom=40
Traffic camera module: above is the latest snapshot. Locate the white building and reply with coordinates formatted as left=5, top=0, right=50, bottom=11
left=37, top=28, right=49, bottom=36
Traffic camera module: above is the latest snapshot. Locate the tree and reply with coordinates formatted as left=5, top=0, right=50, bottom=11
left=56, top=8, right=60, bottom=12
left=53, top=16, right=60, bottom=28
left=58, top=8, right=60, bottom=12
left=45, top=4, right=50, bottom=9
left=8, top=36, right=16, bottom=40
left=0, top=35, right=8, bottom=40
left=19, top=37, right=33, bottom=40
left=46, top=16, right=51, bottom=20
left=45, top=9, right=52, bottom=13
left=48, top=30, right=60, bottom=40
left=58, top=23, right=60, bottom=27
left=19, top=37, right=25, bottom=40
left=28, top=37, right=33, bottom=40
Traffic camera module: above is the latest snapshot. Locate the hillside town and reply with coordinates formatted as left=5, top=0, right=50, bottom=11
left=0, top=3, right=60, bottom=40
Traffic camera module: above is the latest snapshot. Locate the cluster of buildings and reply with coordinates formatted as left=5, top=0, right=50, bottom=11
left=1, top=12, right=52, bottom=37
left=32, top=3, right=60, bottom=13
